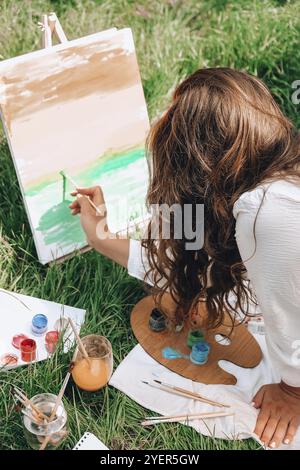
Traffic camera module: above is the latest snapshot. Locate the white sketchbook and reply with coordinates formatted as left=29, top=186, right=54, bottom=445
left=73, top=432, right=109, bottom=450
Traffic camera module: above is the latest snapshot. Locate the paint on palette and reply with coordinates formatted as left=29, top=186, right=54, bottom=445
left=0, top=28, right=150, bottom=264
left=162, top=342, right=211, bottom=365
left=162, top=347, right=190, bottom=360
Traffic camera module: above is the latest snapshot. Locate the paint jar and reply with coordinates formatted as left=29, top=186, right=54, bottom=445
left=22, top=393, right=68, bottom=450
left=190, top=341, right=210, bottom=365
left=71, top=335, right=113, bottom=392
left=31, top=314, right=48, bottom=336
left=20, top=338, right=37, bottom=362
left=187, top=329, right=205, bottom=349
left=149, top=308, right=167, bottom=332
left=45, top=331, right=60, bottom=354
left=54, top=317, right=70, bottom=333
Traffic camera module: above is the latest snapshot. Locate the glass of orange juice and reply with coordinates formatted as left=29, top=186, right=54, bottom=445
left=71, top=335, right=113, bottom=391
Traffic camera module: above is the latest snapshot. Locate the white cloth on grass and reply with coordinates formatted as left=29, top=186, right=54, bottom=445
left=109, top=341, right=300, bottom=450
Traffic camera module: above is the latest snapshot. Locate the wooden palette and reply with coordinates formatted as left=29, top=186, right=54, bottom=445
left=131, top=294, right=262, bottom=385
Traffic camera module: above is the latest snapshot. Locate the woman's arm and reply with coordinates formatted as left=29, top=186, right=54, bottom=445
left=234, top=183, right=300, bottom=447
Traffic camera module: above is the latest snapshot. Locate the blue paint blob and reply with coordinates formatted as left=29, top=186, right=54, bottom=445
left=162, top=347, right=189, bottom=360
left=31, top=314, right=48, bottom=336
left=190, top=341, right=210, bottom=365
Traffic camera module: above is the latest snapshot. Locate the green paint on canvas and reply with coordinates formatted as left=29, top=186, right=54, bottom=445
left=25, top=146, right=148, bottom=249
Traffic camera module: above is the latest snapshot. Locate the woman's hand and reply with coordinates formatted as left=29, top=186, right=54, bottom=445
left=69, top=186, right=110, bottom=246
left=68, top=185, right=130, bottom=268
left=252, top=382, right=300, bottom=448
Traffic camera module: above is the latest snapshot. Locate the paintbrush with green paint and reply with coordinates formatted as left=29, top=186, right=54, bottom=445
left=59, top=170, right=104, bottom=216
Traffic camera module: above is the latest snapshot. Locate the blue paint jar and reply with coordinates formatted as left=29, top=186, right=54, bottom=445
left=190, top=341, right=210, bottom=365
left=31, top=314, right=48, bottom=336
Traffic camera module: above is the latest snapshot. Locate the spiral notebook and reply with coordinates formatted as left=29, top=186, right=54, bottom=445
left=73, top=432, right=109, bottom=450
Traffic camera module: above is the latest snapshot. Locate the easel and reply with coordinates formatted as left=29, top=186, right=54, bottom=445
left=38, top=12, right=68, bottom=48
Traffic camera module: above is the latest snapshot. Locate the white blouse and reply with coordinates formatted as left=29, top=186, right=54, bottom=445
left=127, top=179, right=300, bottom=387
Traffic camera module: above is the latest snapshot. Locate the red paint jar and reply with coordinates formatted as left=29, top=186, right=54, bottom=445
left=45, top=331, right=59, bottom=354
left=20, top=338, right=37, bottom=362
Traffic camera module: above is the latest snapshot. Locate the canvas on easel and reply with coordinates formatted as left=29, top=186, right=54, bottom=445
left=0, top=14, right=150, bottom=264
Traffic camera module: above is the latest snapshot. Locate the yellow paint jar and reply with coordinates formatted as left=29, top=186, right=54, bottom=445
left=71, top=335, right=113, bottom=392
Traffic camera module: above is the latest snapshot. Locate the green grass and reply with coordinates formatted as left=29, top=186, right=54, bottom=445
left=0, top=0, right=299, bottom=450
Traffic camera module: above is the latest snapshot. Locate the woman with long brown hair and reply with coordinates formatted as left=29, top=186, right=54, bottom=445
left=69, top=68, right=300, bottom=448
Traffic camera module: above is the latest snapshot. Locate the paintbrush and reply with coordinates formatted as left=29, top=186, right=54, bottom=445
left=59, top=170, right=104, bottom=216
left=21, top=408, right=42, bottom=426
left=39, top=371, right=72, bottom=450
left=142, top=381, right=229, bottom=408
left=152, top=379, right=229, bottom=408
left=141, top=411, right=234, bottom=426
left=14, top=388, right=49, bottom=421
left=142, top=380, right=202, bottom=401
left=68, top=318, right=91, bottom=366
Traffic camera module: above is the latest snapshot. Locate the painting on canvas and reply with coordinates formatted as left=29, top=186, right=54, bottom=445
left=0, top=28, right=150, bottom=264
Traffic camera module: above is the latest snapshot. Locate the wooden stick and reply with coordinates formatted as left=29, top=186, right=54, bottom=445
left=39, top=371, right=72, bottom=450
left=49, top=373, right=70, bottom=421
left=152, top=380, right=229, bottom=408
left=14, top=388, right=49, bottom=421
left=68, top=318, right=91, bottom=365
left=142, top=381, right=204, bottom=402
left=41, top=14, right=52, bottom=48
left=21, top=409, right=42, bottom=426
left=144, top=410, right=233, bottom=420
left=48, top=12, right=68, bottom=43
left=142, top=411, right=234, bottom=426
left=39, top=349, right=77, bottom=450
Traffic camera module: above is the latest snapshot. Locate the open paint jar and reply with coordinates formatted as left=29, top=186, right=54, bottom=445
left=22, top=393, right=68, bottom=450
left=149, top=308, right=167, bottom=332
left=190, top=341, right=211, bottom=365
left=54, top=317, right=70, bottom=333
left=31, top=314, right=48, bottom=336
left=20, top=338, right=37, bottom=362
left=187, top=329, right=205, bottom=348
left=71, top=335, right=113, bottom=392
left=45, top=331, right=60, bottom=354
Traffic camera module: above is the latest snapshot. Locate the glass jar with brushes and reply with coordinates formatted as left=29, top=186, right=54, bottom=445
left=22, top=393, right=68, bottom=450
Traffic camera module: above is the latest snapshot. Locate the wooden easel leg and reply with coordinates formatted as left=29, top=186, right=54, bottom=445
left=48, top=12, right=68, bottom=43
left=41, top=14, right=52, bottom=48
left=39, top=12, right=68, bottom=49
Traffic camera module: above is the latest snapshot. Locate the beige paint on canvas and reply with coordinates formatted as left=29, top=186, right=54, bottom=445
left=0, top=30, right=149, bottom=187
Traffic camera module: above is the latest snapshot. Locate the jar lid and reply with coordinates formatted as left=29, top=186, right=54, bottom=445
left=12, top=333, right=28, bottom=349
left=0, top=353, right=18, bottom=366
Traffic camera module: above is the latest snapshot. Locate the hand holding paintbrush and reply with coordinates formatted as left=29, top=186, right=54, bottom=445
left=60, top=171, right=105, bottom=216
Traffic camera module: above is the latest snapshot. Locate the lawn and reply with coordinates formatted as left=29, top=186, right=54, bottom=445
left=0, top=0, right=300, bottom=451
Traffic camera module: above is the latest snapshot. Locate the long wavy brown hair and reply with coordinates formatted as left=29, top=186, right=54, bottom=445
left=143, top=67, right=300, bottom=329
